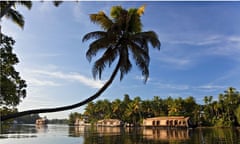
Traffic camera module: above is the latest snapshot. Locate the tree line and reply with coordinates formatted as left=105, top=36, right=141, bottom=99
left=69, top=87, right=240, bottom=127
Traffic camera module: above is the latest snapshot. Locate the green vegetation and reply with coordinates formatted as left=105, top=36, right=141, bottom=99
left=202, top=87, right=240, bottom=127
left=69, top=112, right=83, bottom=125
left=71, top=87, right=240, bottom=127
left=0, top=34, right=27, bottom=108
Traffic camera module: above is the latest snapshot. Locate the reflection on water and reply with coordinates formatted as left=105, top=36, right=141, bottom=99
left=70, top=126, right=123, bottom=137
left=143, top=128, right=190, bottom=141
left=1, top=124, right=240, bottom=144
left=199, top=128, right=240, bottom=144
left=35, top=125, right=48, bottom=133
left=70, top=126, right=240, bottom=144
left=0, top=124, right=39, bottom=139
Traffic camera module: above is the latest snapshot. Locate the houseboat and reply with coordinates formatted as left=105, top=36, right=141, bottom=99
left=97, top=119, right=123, bottom=127
left=35, top=118, right=47, bottom=125
left=74, top=118, right=90, bottom=126
left=142, top=116, right=195, bottom=128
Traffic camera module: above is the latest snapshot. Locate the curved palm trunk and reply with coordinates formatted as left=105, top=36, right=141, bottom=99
left=1, top=60, right=121, bottom=121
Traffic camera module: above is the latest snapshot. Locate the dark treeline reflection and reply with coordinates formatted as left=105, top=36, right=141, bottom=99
left=68, top=126, right=240, bottom=144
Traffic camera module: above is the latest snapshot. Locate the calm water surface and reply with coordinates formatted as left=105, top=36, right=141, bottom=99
left=0, top=124, right=239, bottom=144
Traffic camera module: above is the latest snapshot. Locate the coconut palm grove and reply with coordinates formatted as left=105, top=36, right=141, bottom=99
left=69, top=87, right=240, bottom=127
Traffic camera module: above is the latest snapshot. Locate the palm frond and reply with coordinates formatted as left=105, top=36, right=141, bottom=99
left=119, top=47, right=132, bottom=81
left=16, top=1, right=32, bottom=10
left=102, top=47, right=118, bottom=67
left=52, top=1, right=63, bottom=7
left=110, top=6, right=123, bottom=19
left=86, top=37, right=111, bottom=62
left=92, top=58, right=106, bottom=80
left=134, top=31, right=161, bottom=49
left=92, top=48, right=117, bottom=80
left=90, top=11, right=113, bottom=30
left=137, top=5, right=146, bottom=16
left=82, top=31, right=107, bottom=42
left=127, top=8, right=142, bottom=33
left=128, top=41, right=150, bottom=83
left=129, top=41, right=150, bottom=64
left=6, top=9, right=24, bottom=28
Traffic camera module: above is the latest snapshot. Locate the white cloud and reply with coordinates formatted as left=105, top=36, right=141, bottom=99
left=154, top=82, right=190, bottom=90
left=209, top=36, right=240, bottom=57
left=27, top=77, right=61, bottom=86
left=163, top=34, right=221, bottom=46
left=29, top=69, right=104, bottom=89
left=158, top=55, right=190, bottom=67
left=194, top=85, right=226, bottom=92
left=228, top=36, right=240, bottom=42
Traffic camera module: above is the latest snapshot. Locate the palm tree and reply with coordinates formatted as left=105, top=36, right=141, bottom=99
left=82, top=5, right=160, bottom=83
left=111, top=98, right=122, bottom=119
left=1, top=5, right=160, bottom=121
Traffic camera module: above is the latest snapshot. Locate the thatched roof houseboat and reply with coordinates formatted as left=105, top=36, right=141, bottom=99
left=142, top=116, right=193, bottom=128
left=74, top=118, right=90, bottom=126
left=35, top=118, right=47, bottom=125
left=97, top=119, right=123, bottom=127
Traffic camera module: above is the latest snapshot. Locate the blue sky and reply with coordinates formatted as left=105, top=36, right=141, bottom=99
left=2, top=1, right=240, bottom=119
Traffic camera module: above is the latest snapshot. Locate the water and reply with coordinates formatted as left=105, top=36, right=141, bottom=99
left=0, top=124, right=240, bottom=144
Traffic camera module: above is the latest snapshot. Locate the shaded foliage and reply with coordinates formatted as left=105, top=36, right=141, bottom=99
left=0, top=34, right=27, bottom=108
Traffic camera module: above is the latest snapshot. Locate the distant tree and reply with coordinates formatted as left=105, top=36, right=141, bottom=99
left=68, top=112, right=82, bottom=125
left=111, top=98, right=122, bottom=119
left=201, top=87, right=240, bottom=126
left=84, top=101, right=96, bottom=123
left=221, top=87, right=240, bottom=126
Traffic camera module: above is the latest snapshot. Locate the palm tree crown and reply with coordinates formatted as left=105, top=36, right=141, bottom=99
left=82, top=5, right=161, bottom=83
